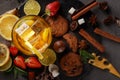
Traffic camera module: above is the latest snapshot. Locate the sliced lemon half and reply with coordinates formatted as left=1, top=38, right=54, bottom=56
left=0, top=57, right=12, bottom=71
left=0, top=14, right=19, bottom=40
left=0, top=43, right=10, bottom=67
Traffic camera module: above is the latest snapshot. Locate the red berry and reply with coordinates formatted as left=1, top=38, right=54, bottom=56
left=25, top=57, right=42, bottom=69
left=28, top=72, right=35, bottom=80
left=9, top=46, right=18, bottom=56
left=45, top=1, right=60, bottom=16
left=14, top=56, right=26, bottom=69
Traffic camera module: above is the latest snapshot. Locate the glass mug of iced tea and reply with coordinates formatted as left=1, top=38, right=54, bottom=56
left=12, top=15, right=56, bottom=66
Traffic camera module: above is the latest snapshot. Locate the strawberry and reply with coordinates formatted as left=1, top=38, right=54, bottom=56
left=28, top=71, right=35, bottom=80
left=9, top=46, right=18, bottom=56
left=45, top=1, right=60, bottom=16
left=14, top=56, right=26, bottom=69
left=25, top=57, right=42, bottom=68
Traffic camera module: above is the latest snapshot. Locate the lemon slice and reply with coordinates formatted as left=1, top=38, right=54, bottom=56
left=39, top=49, right=56, bottom=66
left=0, top=57, right=12, bottom=71
left=0, top=43, right=10, bottom=67
left=24, top=0, right=41, bottom=15
left=0, top=14, right=19, bottom=40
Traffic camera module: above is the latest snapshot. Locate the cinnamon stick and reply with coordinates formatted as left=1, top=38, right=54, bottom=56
left=94, top=28, right=120, bottom=43
left=79, top=29, right=105, bottom=53
left=72, top=1, right=98, bottom=20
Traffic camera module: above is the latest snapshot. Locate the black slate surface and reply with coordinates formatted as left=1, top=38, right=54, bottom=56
left=0, top=0, right=120, bottom=80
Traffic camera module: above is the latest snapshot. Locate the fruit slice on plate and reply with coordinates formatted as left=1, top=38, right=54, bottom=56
left=0, top=43, right=10, bottom=67
left=0, top=14, right=19, bottom=40
left=24, top=0, right=41, bottom=15
left=0, top=57, right=12, bottom=71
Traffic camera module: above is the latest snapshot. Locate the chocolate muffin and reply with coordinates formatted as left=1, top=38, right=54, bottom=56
left=60, top=52, right=83, bottom=77
left=46, top=15, right=68, bottom=37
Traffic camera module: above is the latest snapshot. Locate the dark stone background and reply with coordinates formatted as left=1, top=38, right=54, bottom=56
left=0, top=0, right=120, bottom=80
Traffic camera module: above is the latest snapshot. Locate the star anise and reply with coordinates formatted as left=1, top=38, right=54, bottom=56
left=103, top=16, right=115, bottom=25
left=78, top=40, right=87, bottom=50
left=89, top=15, right=97, bottom=26
left=99, top=2, right=109, bottom=11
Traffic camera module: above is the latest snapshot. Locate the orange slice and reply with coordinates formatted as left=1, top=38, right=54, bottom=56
left=0, top=14, right=19, bottom=40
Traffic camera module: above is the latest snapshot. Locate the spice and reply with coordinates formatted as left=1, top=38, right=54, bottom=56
left=103, top=16, right=115, bottom=25
left=78, top=40, right=87, bottom=49
left=99, top=2, right=109, bottom=11
left=89, top=15, right=97, bottom=26
left=70, top=21, right=78, bottom=31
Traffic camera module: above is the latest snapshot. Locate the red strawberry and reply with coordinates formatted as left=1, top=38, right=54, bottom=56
left=28, top=72, right=35, bottom=80
left=45, top=1, right=60, bottom=16
left=25, top=57, right=42, bottom=68
left=14, top=56, right=26, bottom=69
left=9, top=46, right=18, bottom=56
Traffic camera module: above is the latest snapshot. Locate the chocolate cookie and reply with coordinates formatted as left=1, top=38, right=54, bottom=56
left=60, top=52, right=83, bottom=77
left=63, top=33, right=78, bottom=52
left=46, top=15, right=68, bottom=37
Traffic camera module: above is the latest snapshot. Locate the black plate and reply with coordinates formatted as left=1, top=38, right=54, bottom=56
left=0, top=0, right=104, bottom=80
left=18, top=0, right=102, bottom=80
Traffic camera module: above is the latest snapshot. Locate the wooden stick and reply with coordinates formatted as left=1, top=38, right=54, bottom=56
left=79, top=29, right=105, bottom=53
left=72, top=1, right=98, bottom=20
left=94, top=28, right=120, bottom=43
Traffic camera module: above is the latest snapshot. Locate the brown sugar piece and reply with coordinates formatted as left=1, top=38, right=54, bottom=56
left=45, top=15, right=68, bottom=37
left=79, top=29, right=105, bottom=53
left=94, top=28, right=120, bottom=43
left=60, top=52, right=83, bottom=77
left=63, top=33, right=78, bottom=52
